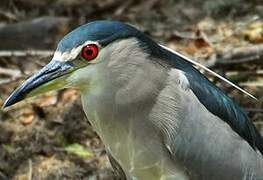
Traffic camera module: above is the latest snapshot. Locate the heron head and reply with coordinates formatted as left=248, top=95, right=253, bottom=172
left=3, top=21, right=161, bottom=108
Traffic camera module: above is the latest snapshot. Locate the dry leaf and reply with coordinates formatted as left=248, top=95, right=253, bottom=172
left=64, top=143, right=93, bottom=159
left=194, top=38, right=210, bottom=48
left=243, top=21, right=263, bottom=43
left=19, top=110, right=34, bottom=126
left=60, top=89, right=78, bottom=102
left=38, top=94, right=58, bottom=107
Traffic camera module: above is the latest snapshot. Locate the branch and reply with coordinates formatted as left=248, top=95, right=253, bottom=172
left=206, top=44, right=263, bottom=67
left=0, top=17, right=71, bottom=50
left=0, top=50, right=53, bottom=57
left=0, top=67, right=21, bottom=77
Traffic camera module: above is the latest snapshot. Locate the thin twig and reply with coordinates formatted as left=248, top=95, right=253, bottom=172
left=172, top=30, right=199, bottom=40
left=0, top=50, right=54, bottom=57
left=0, top=76, right=25, bottom=85
left=0, top=10, right=18, bottom=21
left=28, top=159, right=32, bottom=180
left=245, top=108, right=263, bottom=113
left=240, top=81, right=263, bottom=87
left=217, top=54, right=262, bottom=65
left=206, top=44, right=263, bottom=67
left=226, top=70, right=263, bottom=76
left=222, top=44, right=263, bottom=60
left=0, top=67, right=21, bottom=78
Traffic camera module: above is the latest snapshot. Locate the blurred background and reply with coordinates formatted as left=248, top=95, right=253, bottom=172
left=0, top=0, right=262, bottom=179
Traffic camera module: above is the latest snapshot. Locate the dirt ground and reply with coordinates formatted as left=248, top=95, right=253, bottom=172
left=0, top=0, right=262, bottom=179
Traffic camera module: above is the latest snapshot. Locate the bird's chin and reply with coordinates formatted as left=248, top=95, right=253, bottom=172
left=26, top=75, right=69, bottom=98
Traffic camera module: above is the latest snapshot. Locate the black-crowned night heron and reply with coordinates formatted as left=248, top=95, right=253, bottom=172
left=3, top=21, right=263, bottom=180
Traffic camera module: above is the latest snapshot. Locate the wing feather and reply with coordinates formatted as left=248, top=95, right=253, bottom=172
left=158, top=44, right=263, bottom=154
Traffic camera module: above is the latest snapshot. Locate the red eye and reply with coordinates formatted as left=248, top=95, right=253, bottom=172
left=81, top=44, right=99, bottom=61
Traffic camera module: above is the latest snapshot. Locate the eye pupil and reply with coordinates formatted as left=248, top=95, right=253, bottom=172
left=81, top=44, right=99, bottom=61
left=86, top=49, right=93, bottom=55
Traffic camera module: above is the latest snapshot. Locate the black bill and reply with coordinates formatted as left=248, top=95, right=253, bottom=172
left=3, top=60, right=74, bottom=108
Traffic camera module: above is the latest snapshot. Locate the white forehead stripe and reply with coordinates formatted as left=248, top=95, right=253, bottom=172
left=53, top=40, right=100, bottom=62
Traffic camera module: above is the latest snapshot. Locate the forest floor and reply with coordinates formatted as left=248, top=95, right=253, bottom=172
left=0, top=0, right=262, bottom=179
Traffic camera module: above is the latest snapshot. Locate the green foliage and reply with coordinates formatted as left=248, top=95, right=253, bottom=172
left=64, top=143, right=93, bottom=159
left=2, top=144, right=15, bottom=154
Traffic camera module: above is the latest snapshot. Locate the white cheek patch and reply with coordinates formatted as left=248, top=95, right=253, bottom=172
left=53, top=40, right=100, bottom=62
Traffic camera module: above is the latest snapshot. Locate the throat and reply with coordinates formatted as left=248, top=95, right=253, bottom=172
left=80, top=81, right=189, bottom=179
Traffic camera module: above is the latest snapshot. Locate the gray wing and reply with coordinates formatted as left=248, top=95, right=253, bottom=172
left=107, top=151, right=127, bottom=180
left=151, top=69, right=263, bottom=180
left=159, top=47, right=263, bottom=154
